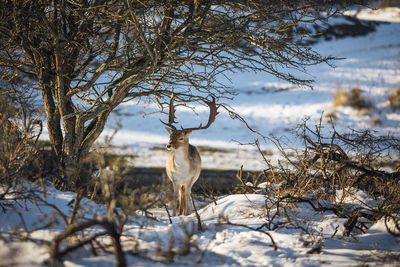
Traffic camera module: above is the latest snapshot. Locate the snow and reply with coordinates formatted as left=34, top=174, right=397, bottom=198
left=1, top=184, right=399, bottom=266
left=344, top=7, right=400, bottom=23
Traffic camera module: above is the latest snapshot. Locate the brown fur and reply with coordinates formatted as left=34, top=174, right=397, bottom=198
left=166, top=128, right=201, bottom=215
left=179, top=185, right=186, bottom=215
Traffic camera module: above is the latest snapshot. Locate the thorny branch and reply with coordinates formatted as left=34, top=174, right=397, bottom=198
left=221, top=218, right=278, bottom=251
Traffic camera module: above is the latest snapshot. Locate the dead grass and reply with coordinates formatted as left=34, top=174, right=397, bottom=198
left=388, top=87, right=400, bottom=110
left=368, top=114, right=381, bottom=126
left=333, top=87, right=372, bottom=115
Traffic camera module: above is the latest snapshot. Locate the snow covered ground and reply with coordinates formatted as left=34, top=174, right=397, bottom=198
left=95, top=7, right=400, bottom=171
left=1, top=182, right=399, bottom=266
left=2, top=6, right=400, bottom=267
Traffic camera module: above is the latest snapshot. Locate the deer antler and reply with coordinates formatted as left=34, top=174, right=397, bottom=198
left=161, top=92, right=219, bottom=131
left=182, top=96, right=219, bottom=132
left=160, top=92, right=177, bottom=130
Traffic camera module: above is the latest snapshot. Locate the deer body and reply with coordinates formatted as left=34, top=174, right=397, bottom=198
left=162, top=92, right=219, bottom=216
left=166, top=129, right=201, bottom=216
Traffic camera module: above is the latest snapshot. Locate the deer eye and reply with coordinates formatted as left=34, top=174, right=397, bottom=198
left=179, top=137, right=184, bottom=141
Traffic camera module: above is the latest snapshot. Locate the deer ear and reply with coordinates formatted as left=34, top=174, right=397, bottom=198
left=184, top=130, right=193, bottom=136
left=165, top=127, right=173, bottom=134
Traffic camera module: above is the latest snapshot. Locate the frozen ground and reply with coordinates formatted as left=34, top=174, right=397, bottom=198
left=94, top=7, right=400, bottom=171
left=1, top=182, right=399, bottom=266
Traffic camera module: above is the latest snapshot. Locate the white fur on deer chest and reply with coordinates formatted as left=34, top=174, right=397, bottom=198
left=168, top=149, right=195, bottom=185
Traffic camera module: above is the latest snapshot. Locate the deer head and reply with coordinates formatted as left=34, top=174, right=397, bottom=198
left=165, top=128, right=192, bottom=150
left=162, top=92, right=219, bottom=150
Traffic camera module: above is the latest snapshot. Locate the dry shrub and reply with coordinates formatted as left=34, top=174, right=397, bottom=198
left=388, top=87, right=400, bottom=110
left=243, top=117, right=400, bottom=238
left=286, top=119, right=397, bottom=199
left=0, top=92, right=42, bottom=194
left=368, top=114, right=381, bottom=126
left=48, top=154, right=170, bottom=266
left=333, top=87, right=372, bottom=115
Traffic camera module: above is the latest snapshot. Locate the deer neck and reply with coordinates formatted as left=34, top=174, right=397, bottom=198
left=173, top=144, right=190, bottom=166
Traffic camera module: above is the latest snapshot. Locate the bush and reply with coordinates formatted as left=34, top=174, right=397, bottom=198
left=235, top=118, right=400, bottom=238
left=333, top=87, right=372, bottom=115
left=388, top=87, right=400, bottom=110
left=0, top=91, right=42, bottom=197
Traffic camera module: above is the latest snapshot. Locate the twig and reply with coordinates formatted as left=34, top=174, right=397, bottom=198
left=164, top=203, right=173, bottom=224
left=191, top=194, right=203, bottom=232
left=50, top=217, right=126, bottom=267
left=223, top=219, right=277, bottom=251
left=68, top=190, right=83, bottom=225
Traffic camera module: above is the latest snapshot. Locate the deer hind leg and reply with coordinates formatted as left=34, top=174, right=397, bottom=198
left=178, top=184, right=187, bottom=215
left=169, top=182, right=179, bottom=216
left=186, top=175, right=199, bottom=214
left=186, top=184, right=194, bottom=214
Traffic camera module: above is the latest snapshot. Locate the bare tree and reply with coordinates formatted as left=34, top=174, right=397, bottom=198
left=0, top=0, right=366, bottom=187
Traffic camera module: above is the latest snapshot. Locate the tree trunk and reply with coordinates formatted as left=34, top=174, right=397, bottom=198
left=60, top=154, right=81, bottom=190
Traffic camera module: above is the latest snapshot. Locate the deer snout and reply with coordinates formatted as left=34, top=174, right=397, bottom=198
left=166, top=141, right=173, bottom=150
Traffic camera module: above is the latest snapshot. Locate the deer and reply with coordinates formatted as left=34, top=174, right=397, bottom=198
left=162, top=93, right=219, bottom=216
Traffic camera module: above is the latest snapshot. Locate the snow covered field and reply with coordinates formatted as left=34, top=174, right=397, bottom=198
left=1, top=182, right=399, bottom=266
left=98, top=7, right=400, bottom=171
left=2, top=7, right=400, bottom=267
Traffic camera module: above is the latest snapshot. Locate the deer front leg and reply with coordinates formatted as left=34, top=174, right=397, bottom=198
left=178, top=184, right=187, bottom=215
